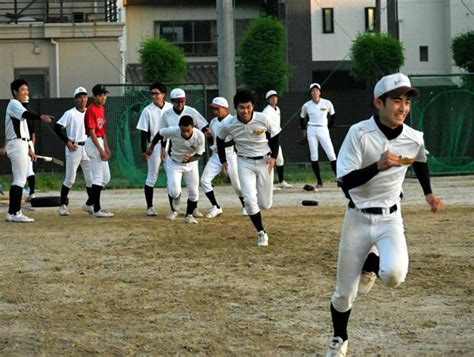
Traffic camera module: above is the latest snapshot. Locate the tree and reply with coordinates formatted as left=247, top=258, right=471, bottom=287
left=451, top=31, right=474, bottom=73
left=350, top=33, right=404, bottom=85
left=138, top=38, right=186, bottom=83
left=238, top=15, right=289, bottom=99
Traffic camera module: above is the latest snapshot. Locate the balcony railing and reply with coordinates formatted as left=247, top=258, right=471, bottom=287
left=0, top=0, right=118, bottom=24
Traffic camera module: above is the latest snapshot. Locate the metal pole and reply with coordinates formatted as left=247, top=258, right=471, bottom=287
left=216, top=0, right=236, bottom=108
left=375, top=0, right=381, bottom=33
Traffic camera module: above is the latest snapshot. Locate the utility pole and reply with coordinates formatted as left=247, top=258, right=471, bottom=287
left=216, top=0, right=236, bottom=106
left=387, top=0, right=399, bottom=39
left=375, top=0, right=381, bottom=33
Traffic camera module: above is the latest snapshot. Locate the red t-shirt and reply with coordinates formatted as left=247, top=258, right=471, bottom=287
left=84, top=102, right=106, bottom=137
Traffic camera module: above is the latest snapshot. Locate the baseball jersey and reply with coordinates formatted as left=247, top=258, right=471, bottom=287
left=136, top=101, right=173, bottom=139
left=262, top=105, right=281, bottom=130
left=217, top=111, right=281, bottom=157
left=5, top=99, right=29, bottom=140
left=300, top=98, right=335, bottom=126
left=208, top=114, right=234, bottom=153
left=159, top=126, right=205, bottom=163
left=84, top=103, right=106, bottom=137
left=161, top=106, right=208, bottom=130
left=337, top=116, right=427, bottom=209
left=57, top=107, right=88, bottom=143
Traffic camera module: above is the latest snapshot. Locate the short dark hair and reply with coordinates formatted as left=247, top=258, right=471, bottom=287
left=179, top=115, right=194, bottom=127
left=234, top=90, right=255, bottom=108
left=11, top=79, right=28, bottom=95
left=150, top=81, right=167, bottom=93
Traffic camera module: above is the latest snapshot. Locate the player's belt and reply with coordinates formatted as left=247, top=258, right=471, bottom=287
left=15, top=137, right=30, bottom=141
left=348, top=200, right=397, bottom=215
left=307, top=124, right=324, bottom=127
left=74, top=141, right=85, bottom=146
left=238, top=153, right=269, bottom=160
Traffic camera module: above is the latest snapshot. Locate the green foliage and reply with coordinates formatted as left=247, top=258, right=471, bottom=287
left=138, top=38, right=186, bottom=83
left=451, top=31, right=474, bottom=73
left=238, top=15, right=289, bottom=95
left=350, top=33, right=404, bottom=83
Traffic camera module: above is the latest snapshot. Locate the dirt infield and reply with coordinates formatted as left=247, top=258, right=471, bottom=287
left=0, top=176, right=473, bottom=355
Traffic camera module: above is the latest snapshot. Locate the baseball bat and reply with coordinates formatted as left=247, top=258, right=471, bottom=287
left=36, top=155, right=64, bottom=167
left=302, top=200, right=319, bottom=206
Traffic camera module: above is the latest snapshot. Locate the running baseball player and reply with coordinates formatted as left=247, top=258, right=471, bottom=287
left=4, top=79, right=52, bottom=222
left=53, top=86, right=94, bottom=216
left=262, top=90, right=293, bottom=190
left=217, top=90, right=281, bottom=247
left=146, top=115, right=205, bottom=224
left=200, top=97, right=247, bottom=218
left=325, top=73, right=444, bottom=356
left=84, top=84, right=114, bottom=218
left=161, top=87, right=210, bottom=218
left=300, top=83, right=337, bottom=188
left=136, top=81, right=173, bottom=216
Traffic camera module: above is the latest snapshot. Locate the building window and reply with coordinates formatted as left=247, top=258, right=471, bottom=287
left=419, top=46, right=429, bottom=62
left=322, top=8, right=334, bottom=33
left=365, top=7, right=376, bottom=32
left=14, top=68, right=49, bottom=98
left=155, top=20, right=217, bottom=56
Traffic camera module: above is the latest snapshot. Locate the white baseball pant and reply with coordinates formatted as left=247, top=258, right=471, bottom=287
left=6, top=139, right=29, bottom=187
left=145, top=143, right=163, bottom=187
left=201, top=150, right=242, bottom=196
left=237, top=156, right=273, bottom=216
left=166, top=159, right=199, bottom=202
left=85, top=137, right=111, bottom=187
left=276, top=145, right=284, bottom=166
left=26, top=144, right=34, bottom=177
left=307, top=126, right=336, bottom=161
left=331, top=205, right=408, bottom=312
left=63, top=146, right=92, bottom=188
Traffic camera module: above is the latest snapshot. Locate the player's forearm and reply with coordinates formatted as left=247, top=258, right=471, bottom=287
left=184, top=153, right=202, bottom=163
left=300, top=116, right=308, bottom=130
left=88, top=129, right=103, bottom=152
left=53, top=123, right=69, bottom=144
left=340, top=162, right=379, bottom=190
left=140, top=131, right=148, bottom=153
left=328, top=114, right=336, bottom=129
left=216, top=137, right=227, bottom=164
left=151, top=132, right=164, bottom=147
left=412, top=161, right=433, bottom=196
left=268, top=134, right=280, bottom=159
left=22, top=111, right=42, bottom=121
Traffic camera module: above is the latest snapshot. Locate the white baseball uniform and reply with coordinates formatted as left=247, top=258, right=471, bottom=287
left=200, top=114, right=241, bottom=196
left=218, top=112, right=281, bottom=215
left=5, top=99, right=30, bottom=187
left=262, top=104, right=284, bottom=166
left=57, top=107, right=93, bottom=188
left=300, top=98, right=336, bottom=161
left=136, top=101, right=173, bottom=187
left=331, top=116, right=427, bottom=313
left=159, top=126, right=205, bottom=202
left=161, top=106, right=208, bottom=130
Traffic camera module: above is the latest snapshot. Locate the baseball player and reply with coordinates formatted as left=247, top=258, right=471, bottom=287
left=136, top=81, right=173, bottom=216
left=200, top=97, right=247, bottom=218
left=84, top=84, right=114, bottom=218
left=161, top=87, right=210, bottom=218
left=217, top=90, right=281, bottom=247
left=262, top=90, right=293, bottom=190
left=300, top=83, right=337, bottom=188
left=146, top=115, right=205, bottom=224
left=53, top=86, right=94, bottom=216
left=4, top=79, right=52, bottom=222
left=325, top=73, right=444, bottom=356
left=22, top=99, right=36, bottom=202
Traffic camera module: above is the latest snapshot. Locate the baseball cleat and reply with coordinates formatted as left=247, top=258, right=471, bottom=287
left=279, top=180, right=293, bottom=189
left=82, top=203, right=94, bottom=214
left=257, top=231, right=269, bottom=247
left=184, top=214, right=198, bottom=224
left=146, top=207, right=157, bottom=216
left=93, top=209, right=114, bottom=218
left=358, top=271, right=377, bottom=294
left=206, top=205, right=223, bottom=218
left=272, top=185, right=281, bottom=191
left=59, top=205, right=70, bottom=216
left=242, top=207, right=249, bottom=216
left=6, top=211, right=34, bottom=223
left=325, top=336, right=348, bottom=357
left=25, top=193, right=36, bottom=202
left=167, top=211, right=178, bottom=221
left=192, top=208, right=204, bottom=218
left=316, top=183, right=323, bottom=189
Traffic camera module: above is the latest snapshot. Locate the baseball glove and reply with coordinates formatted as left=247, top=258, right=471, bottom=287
left=303, top=184, right=315, bottom=192
left=398, top=156, right=416, bottom=165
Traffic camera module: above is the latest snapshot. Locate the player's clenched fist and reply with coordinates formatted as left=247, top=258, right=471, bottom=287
left=425, top=193, right=444, bottom=213
left=377, top=150, right=401, bottom=171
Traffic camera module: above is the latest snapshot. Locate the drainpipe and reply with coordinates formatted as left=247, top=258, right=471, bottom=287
left=50, top=38, right=60, bottom=97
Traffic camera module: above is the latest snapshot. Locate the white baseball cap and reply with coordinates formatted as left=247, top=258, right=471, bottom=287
left=374, top=73, right=419, bottom=99
left=73, top=86, right=87, bottom=97
left=265, top=90, right=278, bottom=100
left=170, top=88, right=186, bottom=101
left=309, top=83, right=321, bottom=91
left=210, top=97, right=229, bottom=109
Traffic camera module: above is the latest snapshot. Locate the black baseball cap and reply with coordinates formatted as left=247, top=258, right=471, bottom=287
left=92, top=84, right=109, bottom=96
